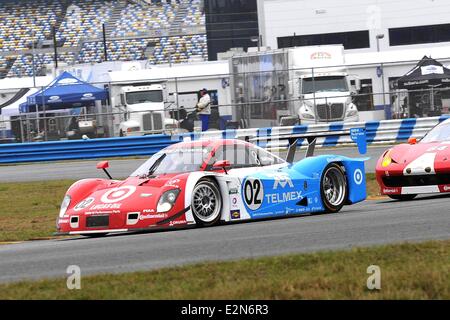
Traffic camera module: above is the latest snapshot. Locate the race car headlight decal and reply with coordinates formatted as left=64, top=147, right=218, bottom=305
left=59, top=195, right=71, bottom=218
left=157, top=189, right=180, bottom=213
left=382, top=150, right=392, bottom=167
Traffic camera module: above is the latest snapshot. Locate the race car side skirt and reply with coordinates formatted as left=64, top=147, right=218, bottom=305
left=156, top=206, right=191, bottom=226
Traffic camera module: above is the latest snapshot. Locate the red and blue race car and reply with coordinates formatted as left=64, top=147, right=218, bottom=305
left=56, top=130, right=367, bottom=237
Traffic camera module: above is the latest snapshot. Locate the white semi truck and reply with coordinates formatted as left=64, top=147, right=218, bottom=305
left=111, top=83, right=178, bottom=136
left=229, top=45, right=361, bottom=127
left=289, top=45, right=360, bottom=124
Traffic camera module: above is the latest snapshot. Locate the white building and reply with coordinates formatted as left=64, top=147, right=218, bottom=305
left=255, top=0, right=450, bottom=120
left=258, top=0, right=450, bottom=53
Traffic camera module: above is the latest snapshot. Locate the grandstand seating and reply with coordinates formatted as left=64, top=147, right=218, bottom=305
left=112, top=2, right=175, bottom=37
left=182, top=0, right=204, bottom=27
left=57, top=0, right=115, bottom=47
left=0, top=0, right=207, bottom=78
left=7, top=52, right=77, bottom=78
left=0, top=0, right=65, bottom=52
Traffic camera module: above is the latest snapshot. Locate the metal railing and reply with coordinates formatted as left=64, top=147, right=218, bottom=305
left=2, top=57, right=450, bottom=143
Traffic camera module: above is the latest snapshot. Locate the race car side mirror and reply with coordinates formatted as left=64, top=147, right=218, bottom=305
left=213, top=160, right=231, bottom=174
left=408, top=137, right=417, bottom=145
left=97, top=161, right=112, bottom=179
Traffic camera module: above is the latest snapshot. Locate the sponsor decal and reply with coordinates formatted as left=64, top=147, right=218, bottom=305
left=243, top=178, right=264, bottom=210
left=286, top=207, right=294, bottom=214
left=421, top=65, right=444, bottom=75
left=230, top=210, right=240, bottom=220
left=140, top=213, right=168, bottom=220
left=383, top=188, right=400, bottom=194
left=74, top=197, right=95, bottom=211
left=229, top=188, right=239, bottom=194
left=81, top=93, right=94, bottom=100
left=404, top=80, right=429, bottom=86
left=57, top=78, right=79, bottom=85
left=101, top=186, right=136, bottom=203
left=354, top=169, right=363, bottom=185
left=90, top=203, right=121, bottom=210
left=169, top=220, right=187, bottom=226
left=49, top=95, right=61, bottom=102
left=267, top=173, right=294, bottom=189
left=168, top=179, right=180, bottom=185
left=143, top=208, right=155, bottom=213
left=58, top=219, right=69, bottom=224
left=440, top=185, right=450, bottom=192
left=265, top=191, right=302, bottom=204
left=310, top=51, right=332, bottom=60
left=230, top=194, right=239, bottom=210
left=85, top=210, right=120, bottom=215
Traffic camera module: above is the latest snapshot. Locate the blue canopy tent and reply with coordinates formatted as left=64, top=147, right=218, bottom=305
left=20, top=71, right=108, bottom=113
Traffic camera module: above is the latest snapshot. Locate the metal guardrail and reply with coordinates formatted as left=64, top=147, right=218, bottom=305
left=188, top=115, right=450, bottom=149
left=0, top=134, right=180, bottom=164
left=0, top=115, right=449, bottom=164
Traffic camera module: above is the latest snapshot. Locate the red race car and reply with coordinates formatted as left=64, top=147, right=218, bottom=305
left=376, top=118, right=450, bottom=200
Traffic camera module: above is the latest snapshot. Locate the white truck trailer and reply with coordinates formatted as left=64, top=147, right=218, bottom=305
left=289, top=45, right=360, bottom=124
left=229, top=45, right=360, bottom=127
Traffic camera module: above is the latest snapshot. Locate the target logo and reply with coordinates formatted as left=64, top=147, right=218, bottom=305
left=101, top=186, right=136, bottom=204
left=354, top=169, right=363, bottom=185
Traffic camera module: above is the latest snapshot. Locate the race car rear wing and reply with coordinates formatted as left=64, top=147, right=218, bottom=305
left=247, top=128, right=367, bottom=163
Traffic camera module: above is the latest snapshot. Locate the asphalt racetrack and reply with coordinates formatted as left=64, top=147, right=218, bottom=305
left=0, top=145, right=387, bottom=182
left=0, top=194, right=449, bottom=283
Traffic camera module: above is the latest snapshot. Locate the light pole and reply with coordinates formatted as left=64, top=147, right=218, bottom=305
left=31, top=32, right=39, bottom=136
left=251, top=36, right=260, bottom=51
left=376, top=34, right=386, bottom=112
left=31, top=33, right=36, bottom=88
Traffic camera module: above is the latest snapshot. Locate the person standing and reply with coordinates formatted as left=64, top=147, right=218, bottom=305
left=196, top=88, right=211, bottom=131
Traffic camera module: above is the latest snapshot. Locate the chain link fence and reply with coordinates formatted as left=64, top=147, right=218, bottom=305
left=1, top=60, right=450, bottom=143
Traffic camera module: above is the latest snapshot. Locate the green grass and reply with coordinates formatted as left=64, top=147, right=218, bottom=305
left=0, top=175, right=381, bottom=242
left=0, top=180, right=76, bottom=242
left=0, top=240, right=448, bottom=299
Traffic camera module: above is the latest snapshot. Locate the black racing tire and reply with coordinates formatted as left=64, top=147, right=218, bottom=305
left=388, top=194, right=417, bottom=201
left=191, top=178, right=222, bottom=227
left=320, top=163, right=348, bottom=213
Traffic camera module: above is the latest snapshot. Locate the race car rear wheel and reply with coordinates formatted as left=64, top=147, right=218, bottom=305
left=388, top=194, right=417, bottom=201
left=191, top=179, right=222, bottom=226
left=320, top=163, right=347, bottom=213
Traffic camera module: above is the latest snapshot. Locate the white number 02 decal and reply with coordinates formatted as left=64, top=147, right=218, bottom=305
left=244, top=178, right=264, bottom=210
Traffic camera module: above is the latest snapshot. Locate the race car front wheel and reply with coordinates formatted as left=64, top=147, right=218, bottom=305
left=191, top=179, right=222, bottom=226
left=388, top=194, right=417, bottom=201
left=320, top=163, right=347, bottom=213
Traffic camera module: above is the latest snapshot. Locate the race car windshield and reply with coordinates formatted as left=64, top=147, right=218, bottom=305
left=130, top=147, right=211, bottom=176
left=302, top=76, right=348, bottom=94
left=420, top=123, right=450, bottom=143
left=126, top=90, right=163, bottom=104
